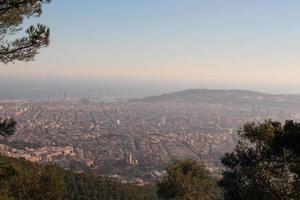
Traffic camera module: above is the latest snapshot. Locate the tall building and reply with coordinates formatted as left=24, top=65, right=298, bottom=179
left=116, top=107, right=120, bottom=125
left=128, top=153, right=138, bottom=166
left=209, top=142, right=213, bottom=155
left=64, top=91, right=69, bottom=100
left=160, top=116, right=167, bottom=126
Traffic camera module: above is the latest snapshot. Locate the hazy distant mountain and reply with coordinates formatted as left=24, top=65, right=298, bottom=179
left=135, top=89, right=300, bottom=107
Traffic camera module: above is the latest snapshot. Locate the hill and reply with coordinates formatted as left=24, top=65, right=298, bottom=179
left=135, top=89, right=300, bottom=107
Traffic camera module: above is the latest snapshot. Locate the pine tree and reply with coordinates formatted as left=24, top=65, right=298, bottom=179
left=157, top=160, right=220, bottom=200
left=0, top=0, right=51, bottom=63
left=220, top=120, right=300, bottom=200
left=0, top=118, right=16, bottom=138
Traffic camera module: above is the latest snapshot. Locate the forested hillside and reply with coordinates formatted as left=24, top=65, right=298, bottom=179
left=0, top=156, right=158, bottom=200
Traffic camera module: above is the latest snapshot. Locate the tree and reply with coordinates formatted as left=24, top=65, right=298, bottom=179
left=220, top=120, right=300, bottom=200
left=0, top=155, right=159, bottom=200
left=0, top=0, right=51, bottom=63
left=0, top=118, right=17, bottom=182
left=157, top=160, right=220, bottom=200
left=0, top=118, right=16, bottom=138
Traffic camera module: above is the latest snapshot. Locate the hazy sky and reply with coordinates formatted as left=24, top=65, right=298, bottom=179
left=2, top=0, right=300, bottom=93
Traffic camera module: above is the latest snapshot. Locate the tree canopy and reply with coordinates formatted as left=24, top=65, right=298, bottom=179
left=0, top=118, right=16, bottom=138
left=0, top=0, right=51, bottom=63
left=157, top=159, right=220, bottom=200
left=0, top=155, right=159, bottom=200
left=220, top=120, right=300, bottom=200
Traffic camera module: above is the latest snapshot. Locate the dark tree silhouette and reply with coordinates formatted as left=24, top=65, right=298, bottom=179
left=0, top=118, right=16, bottom=137
left=220, top=120, right=300, bottom=200
left=157, top=159, right=220, bottom=200
left=0, top=0, right=51, bottom=63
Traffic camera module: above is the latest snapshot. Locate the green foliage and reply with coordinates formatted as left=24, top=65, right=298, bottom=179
left=220, top=120, right=300, bottom=200
left=0, top=118, right=16, bottom=138
left=0, top=155, right=159, bottom=200
left=157, top=159, right=221, bottom=200
left=0, top=0, right=51, bottom=63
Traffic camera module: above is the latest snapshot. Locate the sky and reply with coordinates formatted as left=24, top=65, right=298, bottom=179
left=1, top=0, right=300, bottom=94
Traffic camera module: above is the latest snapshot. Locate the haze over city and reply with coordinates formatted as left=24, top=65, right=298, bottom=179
left=2, top=1, right=300, bottom=199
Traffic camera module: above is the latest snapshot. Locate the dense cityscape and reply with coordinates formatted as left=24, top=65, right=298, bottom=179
left=2, top=1, right=300, bottom=199
left=1, top=89, right=300, bottom=182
